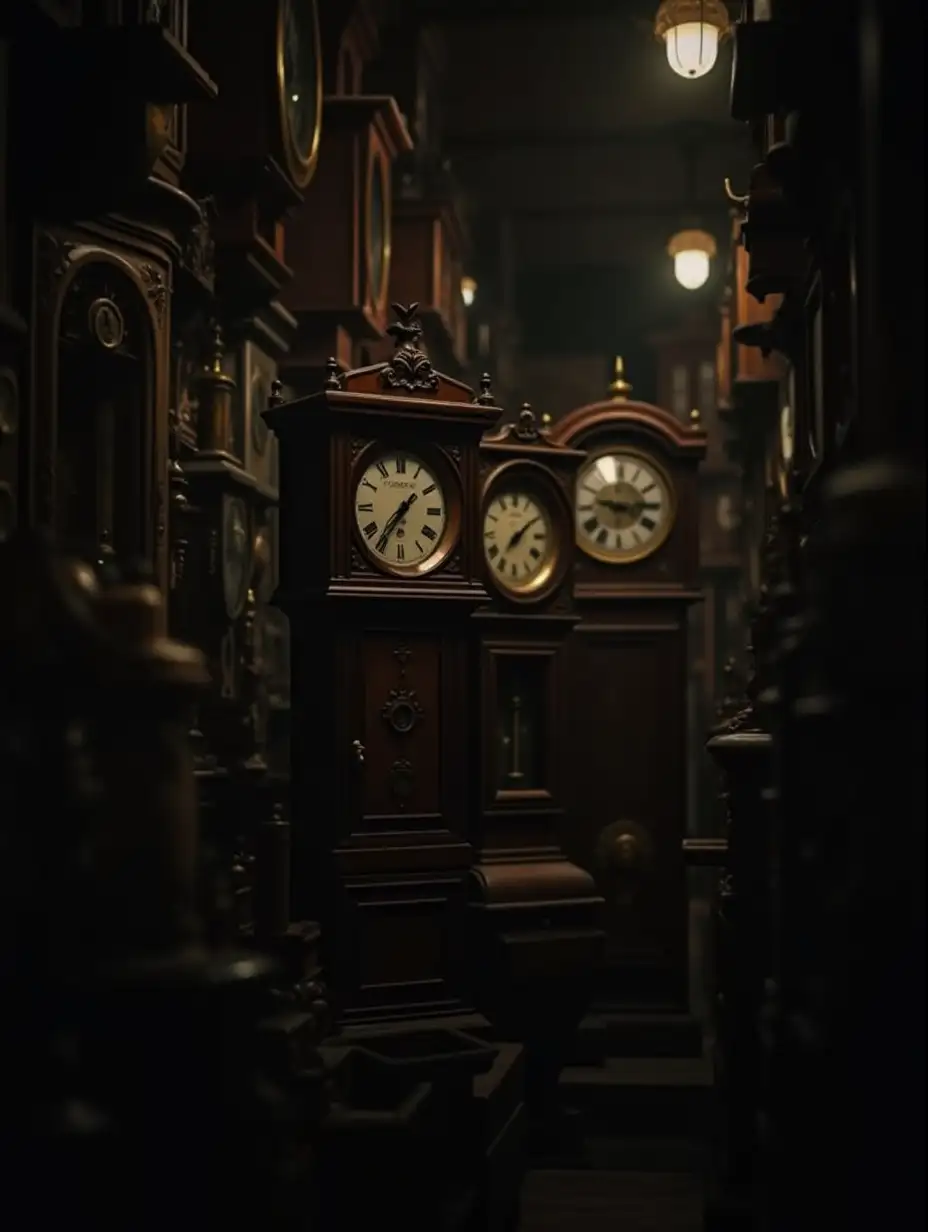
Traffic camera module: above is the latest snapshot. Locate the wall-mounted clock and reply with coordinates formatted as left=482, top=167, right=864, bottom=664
left=482, top=462, right=566, bottom=602
left=222, top=493, right=252, bottom=619
left=278, top=0, right=323, bottom=190
left=575, top=448, right=677, bottom=565
left=352, top=445, right=458, bottom=577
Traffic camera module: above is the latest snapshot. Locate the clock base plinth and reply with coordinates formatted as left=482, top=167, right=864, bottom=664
left=468, top=855, right=604, bottom=1148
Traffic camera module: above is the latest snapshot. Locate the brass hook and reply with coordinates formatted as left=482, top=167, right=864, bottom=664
left=723, top=177, right=749, bottom=206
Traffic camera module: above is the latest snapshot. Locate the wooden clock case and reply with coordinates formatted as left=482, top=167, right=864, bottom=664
left=266, top=305, right=501, bottom=1026
left=470, top=404, right=604, bottom=1138
left=548, top=393, right=706, bottom=1010
left=281, top=95, right=413, bottom=394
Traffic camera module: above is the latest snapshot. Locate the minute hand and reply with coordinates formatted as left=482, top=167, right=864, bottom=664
left=507, top=515, right=541, bottom=550
left=375, top=494, right=417, bottom=553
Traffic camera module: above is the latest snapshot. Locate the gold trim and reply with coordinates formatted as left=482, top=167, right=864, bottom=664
left=481, top=460, right=567, bottom=603
left=351, top=442, right=461, bottom=579
left=365, top=145, right=392, bottom=315
left=276, top=0, right=324, bottom=190
left=575, top=446, right=677, bottom=566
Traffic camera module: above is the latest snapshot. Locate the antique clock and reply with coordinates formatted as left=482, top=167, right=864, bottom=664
left=266, top=303, right=501, bottom=1025
left=186, top=0, right=324, bottom=304
left=184, top=326, right=270, bottom=764
left=469, top=402, right=603, bottom=1138
left=280, top=93, right=413, bottom=393
left=548, top=365, right=706, bottom=1011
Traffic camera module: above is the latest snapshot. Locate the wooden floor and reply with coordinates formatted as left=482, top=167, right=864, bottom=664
left=520, top=1169, right=703, bottom=1232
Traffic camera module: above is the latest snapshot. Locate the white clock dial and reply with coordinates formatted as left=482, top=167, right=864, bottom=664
left=575, top=450, right=675, bottom=563
left=354, top=450, right=448, bottom=572
left=483, top=488, right=555, bottom=595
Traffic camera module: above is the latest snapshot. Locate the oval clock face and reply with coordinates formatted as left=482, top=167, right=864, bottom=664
left=280, top=0, right=321, bottom=183
left=575, top=449, right=675, bottom=564
left=483, top=488, right=557, bottom=597
left=354, top=450, right=449, bottom=575
left=368, top=156, right=387, bottom=307
left=223, top=495, right=251, bottom=618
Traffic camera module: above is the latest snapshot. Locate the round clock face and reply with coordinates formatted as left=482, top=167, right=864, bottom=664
left=223, top=495, right=251, bottom=618
left=576, top=449, right=675, bottom=564
left=280, top=0, right=321, bottom=185
left=368, top=156, right=388, bottom=307
left=483, top=488, right=556, bottom=596
left=354, top=451, right=448, bottom=574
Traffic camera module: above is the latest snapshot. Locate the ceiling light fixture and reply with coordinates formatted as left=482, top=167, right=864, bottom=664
left=654, top=0, right=731, bottom=80
left=667, top=229, right=717, bottom=290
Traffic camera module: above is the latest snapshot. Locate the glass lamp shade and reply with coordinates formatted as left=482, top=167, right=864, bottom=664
left=673, top=249, right=711, bottom=290
left=667, top=228, right=716, bottom=290
left=664, top=20, right=720, bottom=78
left=461, top=276, right=477, bottom=307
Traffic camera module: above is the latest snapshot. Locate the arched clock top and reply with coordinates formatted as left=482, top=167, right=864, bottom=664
left=548, top=396, right=707, bottom=460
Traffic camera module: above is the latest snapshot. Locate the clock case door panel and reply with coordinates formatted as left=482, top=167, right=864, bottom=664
left=548, top=395, right=705, bottom=1010
left=483, top=644, right=558, bottom=813
left=562, top=619, right=690, bottom=1008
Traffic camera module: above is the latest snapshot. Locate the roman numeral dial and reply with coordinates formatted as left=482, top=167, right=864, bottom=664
left=483, top=487, right=556, bottom=596
left=354, top=450, right=448, bottom=573
left=575, top=449, right=675, bottom=564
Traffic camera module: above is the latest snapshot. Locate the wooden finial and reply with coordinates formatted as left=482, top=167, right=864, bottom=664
left=475, top=373, right=496, bottom=406
left=608, top=356, right=633, bottom=400
left=324, top=358, right=342, bottom=390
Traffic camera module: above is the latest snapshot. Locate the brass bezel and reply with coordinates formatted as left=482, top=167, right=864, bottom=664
left=482, top=460, right=569, bottom=604
left=276, top=0, right=323, bottom=190
left=575, top=446, right=677, bottom=566
left=365, top=144, right=392, bottom=316
left=351, top=441, right=462, bottom=579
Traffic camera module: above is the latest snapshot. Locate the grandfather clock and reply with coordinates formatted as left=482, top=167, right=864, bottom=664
left=267, top=304, right=501, bottom=1024
left=470, top=402, right=604, bottom=1140
left=548, top=363, right=706, bottom=1011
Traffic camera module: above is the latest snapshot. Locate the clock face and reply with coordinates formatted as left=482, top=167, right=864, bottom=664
left=368, top=155, right=388, bottom=308
left=576, top=449, right=675, bottom=564
left=483, top=488, right=556, bottom=596
left=222, top=495, right=251, bottom=618
left=354, top=451, right=448, bottom=574
left=279, top=0, right=321, bottom=186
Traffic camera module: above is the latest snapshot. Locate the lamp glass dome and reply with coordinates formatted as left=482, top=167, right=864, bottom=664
left=664, top=20, right=720, bottom=79
left=461, top=276, right=477, bottom=307
left=673, top=249, right=711, bottom=291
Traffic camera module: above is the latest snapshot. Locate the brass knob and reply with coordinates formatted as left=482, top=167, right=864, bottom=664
left=613, top=831, right=641, bottom=869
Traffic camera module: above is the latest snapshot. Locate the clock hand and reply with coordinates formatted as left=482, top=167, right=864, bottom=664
left=506, top=515, right=541, bottom=550
left=375, top=494, right=417, bottom=553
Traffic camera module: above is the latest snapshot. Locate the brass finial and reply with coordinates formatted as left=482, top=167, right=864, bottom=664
left=540, top=411, right=552, bottom=429
left=197, top=321, right=236, bottom=454
left=608, top=356, right=633, bottom=400
left=324, top=358, right=342, bottom=390
left=689, top=406, right=703, bottom=430
left=475, top=373, right=496, bottom=407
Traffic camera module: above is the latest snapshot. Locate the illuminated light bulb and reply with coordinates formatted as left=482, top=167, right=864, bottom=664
left=667, top=228, right=717, bottom=291
left=461, top=276, right=477, bottom=307
left=654, top=1, right=730, bottom=81
left=664, top=20, right=720, bottom=79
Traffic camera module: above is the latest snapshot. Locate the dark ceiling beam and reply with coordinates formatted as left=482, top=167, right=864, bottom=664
left=447, top=123, right=748, bottom=150
left=502, top=202, right=732, bottom=221
left=414, top=0, right=654, bottom=19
